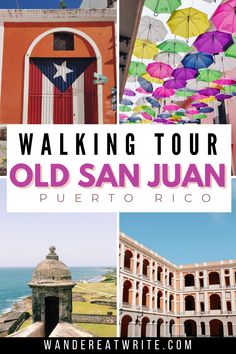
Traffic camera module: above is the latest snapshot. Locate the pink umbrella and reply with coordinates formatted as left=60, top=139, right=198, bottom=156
left=164, top=79, right=187, bottom=89
left=147, top=62, right=173, bottom=79
left=153, top=87, right=175, bottom=98
left=119, top=113, right=129, bottom=119
left=212, top=0, right=236, bottom=34
left=163, top=104, right=179, bottom=111
left=191, top=94, right=208, bottom=101
left=141, top=112, right=153, bottom=121
left=136, top=87, right=150, bottom=94
left=124, top=88, right=136, bottom=96
left=186, top=109, right=199, bottom=115
left=214, top=78, right=236, bottom=85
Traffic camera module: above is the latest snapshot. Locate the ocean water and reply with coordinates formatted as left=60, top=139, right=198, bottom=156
left=0, top=267, right=110, bottom=314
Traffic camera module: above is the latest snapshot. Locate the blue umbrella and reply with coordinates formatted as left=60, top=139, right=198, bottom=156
left=138, top=77, right=153, bottom=93
left=199, top=107, right=214, bottom=113
left=146, top=97, right=161, bottom=108
left=182, top=53, right=214, bottom=69
left=158, top=113, right=172, bottom=118
left=128, top=116, right=141, bottom=122
left=121, top=99, right=133, bottom=106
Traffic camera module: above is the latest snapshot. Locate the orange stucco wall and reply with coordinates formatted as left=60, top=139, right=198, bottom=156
left=0, top=21, right=116, bottom=124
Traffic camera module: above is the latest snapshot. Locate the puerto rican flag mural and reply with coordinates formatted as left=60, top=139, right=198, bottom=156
left=28, top=58, right=98, bottom=124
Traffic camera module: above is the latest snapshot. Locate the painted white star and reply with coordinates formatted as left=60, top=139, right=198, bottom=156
left=53, top=61, right=73, bottom=82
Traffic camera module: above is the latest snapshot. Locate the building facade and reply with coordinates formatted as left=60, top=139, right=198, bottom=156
left=119, top=233, right=236, bottom=337
left=0, top=7, right=116, bottom=124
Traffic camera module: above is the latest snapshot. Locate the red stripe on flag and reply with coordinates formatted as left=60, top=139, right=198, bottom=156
left=28, top=61, right=42, bottom=124
left=53, top=85, right=73, bottom=124
left=84, top=60, right=98, bottom=124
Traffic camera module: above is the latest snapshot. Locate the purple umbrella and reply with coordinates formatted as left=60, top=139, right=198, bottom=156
left=164, top=79, right=187, bottom=89
left=216, top=93, right=232, bottom=101
left=172, top=68, right=198, bottom=81
left=198, top=88, right=220, bottom=96
left=194, top=31, right=234, bottom=55
left=124, top=88, right=136, bottom=97
left=192, top=102, right=208, bottom=108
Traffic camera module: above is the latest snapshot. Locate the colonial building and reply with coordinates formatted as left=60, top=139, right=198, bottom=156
left=119, top=232, right=236, bottom=337
left=0, top=4, right=116, bottom=124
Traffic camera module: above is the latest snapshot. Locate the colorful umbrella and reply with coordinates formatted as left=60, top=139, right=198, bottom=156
left=146, top=97, right=161, bottom=108
left=133, top=39, right=159, bottom=59
left=129, top=62, right=146, bottom=76
left=198, top=88, right=220, bottom=96
left=134, top=105, right=156, bottom=117
left=199, top=107, right=214, bottom=113
left=192, top=102, right=208, bottom=108
left=186, top=109, right=199, bottom=115
left=119, top=113, right=129, bottom=120
left=124, top=88, right=136, bottom=97
left=182, top=53, right=214, bottom=69
left=137, top=15, right=167, bottom=42
left=157, top=39, right=190, bottom=53
left=145, top=0, right=182, bottom=16
left=220, top=85, right=236, bottom=93
left=142, top=73, right=163, bottom=84
left=153, top=87, right=175, bottom=98
left=119, top=105, right=132, bottom=112
left=141, top=112, right=154, bottom=121
left=214, top=78, right=236, bottom=85
left=158, top=113, right=172, bottom=118
left=216, top=93, right=232, bottom=101
left=212, top=0, right=236, bottom=34
left=164, top=78, right=187, bottom=89
left=167, top=8, right=210, bottom=39
left=197, top=69, right=222, bottom=83
left=172, top=68, right=198, bottom=81
left=186, top=79, right=207, bottom=91
left=225, top=36, right=236, bottom=58
left=147, top=62, right=173, bottom=79
left=154, top=52, right=182, bottom=67
left=128, top=116, right=142, bottom=123
left=136, top=87, right=150, bottom=94
left=121, top=99, right=133, bottom=106
left=175, top=89, right=196, bottom=97
left=193, top=113, right=207, bottom=119
left=163, top=104, right=179, bottom=111
left=210, top=53, right=236, bottom=72
left=135, top=97, right=149, bottom=105
left=194, top=31, right=234, bottom=55
left=138, top=77, right=153, bottom=93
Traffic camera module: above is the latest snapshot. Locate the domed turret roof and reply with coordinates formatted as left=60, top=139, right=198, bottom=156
left=30, top=246, right=74, bottom=286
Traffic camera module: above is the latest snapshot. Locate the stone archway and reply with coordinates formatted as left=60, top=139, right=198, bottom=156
left=141, top=317, right=150, bottom=337
left=210, top=319, right=224, bottom=337
left=120, top=315, right=132, bottom=337
left=184, top=320, right=197, bottom=337
left=45, top=296, right=59, bottom=337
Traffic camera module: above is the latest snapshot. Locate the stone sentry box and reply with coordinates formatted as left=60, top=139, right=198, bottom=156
left=28, top=246, right=76, bottom=337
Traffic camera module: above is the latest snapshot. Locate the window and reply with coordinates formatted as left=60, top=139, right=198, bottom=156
left=54, top=32, right=74, bottom=50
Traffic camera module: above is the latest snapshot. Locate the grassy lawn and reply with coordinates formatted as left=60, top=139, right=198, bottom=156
left=73, top=282, right=116, bottom=297
left=72, top=301, right=116, bottom=315
left=74, top=323, right=116, bottom=337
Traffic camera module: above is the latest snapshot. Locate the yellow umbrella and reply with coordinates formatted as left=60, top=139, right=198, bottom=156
left=133, top=39, right=158, bottom=59
left=142, top=73, right=163, bottom=84
left=200, top=96, right=215, bottom=103
left=167, top=8, right=210, bottom=39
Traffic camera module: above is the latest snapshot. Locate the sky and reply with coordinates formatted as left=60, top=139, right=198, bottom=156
left=120, top=179, right=236, bottom=266
left=0, top=178, right=116, bottom=267
left=0, top=0, right=83, bottom=9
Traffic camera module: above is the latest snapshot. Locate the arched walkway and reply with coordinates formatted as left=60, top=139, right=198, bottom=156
left=142, top=286, right=149, bottom=307
left=141, top=317, right=150, bottom=337
left=210, top=319, right=224, bottom=337
left=210, top=294, right=221, bottom=310
left=157, top=318, right=164, bottom=337
left=120, top=315, right=132, bottom=337
left=123, top=280, right=132, bottom=304
left=185, top=274, right=194, bottom=287
left=169, top=320, right=175, bottom=337
left=185, top=295, right=195, bottom=311
left=143, top=259, right=149, bottom=276
left=124, top=250, right=133, bottom=270
left=209, top=272, right=220, bottom=285
left=184, top=320, right=197, bottom=337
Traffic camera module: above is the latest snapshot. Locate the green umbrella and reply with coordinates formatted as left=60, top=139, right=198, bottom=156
left=157, top=39, right=190, bottom=53
left=143, top=106, right=156, bottom=117
left=145, top=0, right=182, bottom=15
left=221, top=85, right=236, bottom=93
left=193, top=113, right=207, bottom=119
left=225, top=36, right=236, bottom=59
left=197, top=69, right=222, bottom=83
left=174, top=111, right=185, bottom=116
left=119, top=105, right=132, bottom=112
left=175, top=89, right=196, bottom=97
left=128, top=62, right=146, bottom=76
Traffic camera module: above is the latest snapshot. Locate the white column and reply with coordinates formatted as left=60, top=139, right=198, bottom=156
left=204, top=270, right=208, bottom=288
left=180, top=272, right=183, bottom=290
left=204, top=292, right=209, bottom=312
left=195, top=292, right=200, bottom=313
left=173, top=272, right=176, bottom=289
left=222, top=291, right=227, bottom=312
left=174, top=295, right=177, bottom=315
left=139, top=280, right=143, bottom=308
left=180, top=293, right=184, bottom=314
left=163, top=267, right=166, bottom=287
left=229, top=268, right=234, bottom=287
left=167, top=290, right=170, bottom=312
left=132, top=279, right=137, bottom=308
left=220, top=269, right=225, bottom=287
left=120, top=244, right=125, bottom=269
left=133, top=251, right=137, bottom=275
left=128, top=322, right=136, bottom=337
left=195, top=271, right=199, bottom=289
left=149, top=286, right=153, bottom=310
left=163, top=291, right=166, bottom=314
left=149, top=261, right=153, bottom=282
left=154, top=288, right=157, bottom=311
left=139, top=254, right=143, bottom=276
left=119, top=274, right=124, bottom=307
left=231, top=290, right=235, bottom=312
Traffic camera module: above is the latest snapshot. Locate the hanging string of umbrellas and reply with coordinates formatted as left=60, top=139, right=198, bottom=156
left=120, top=0, right=236, bottom=124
